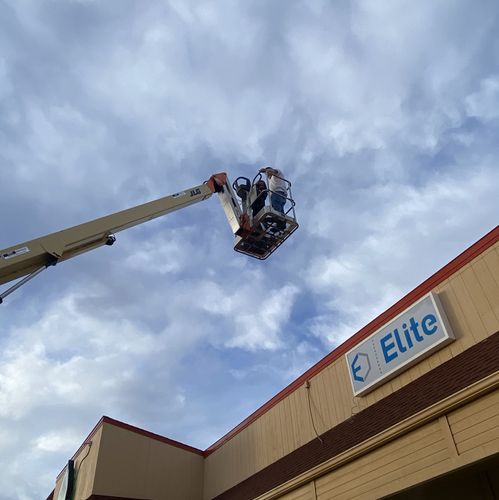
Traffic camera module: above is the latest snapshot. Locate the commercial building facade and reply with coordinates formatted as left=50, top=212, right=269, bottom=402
left=50, top=226, right=499, bottom=500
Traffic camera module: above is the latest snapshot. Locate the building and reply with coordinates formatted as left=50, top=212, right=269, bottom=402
left=49, top=226, right=499, bottom=500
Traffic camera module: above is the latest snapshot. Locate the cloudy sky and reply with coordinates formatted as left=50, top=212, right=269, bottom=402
left=0, top=0, right=498, bottom=497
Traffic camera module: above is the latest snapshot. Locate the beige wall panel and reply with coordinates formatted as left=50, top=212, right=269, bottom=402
left=441, top=277, right=472, bottom=355
left=473, top=250, right=499, bottom=323
left=457, top=434, right=499, bottom=469
left=332, top=359, right=357, bottom=419
left=428, top=277, right=454, bottom=367
left=204, top=413, right=272, bottom=498
left=243, top=425, right=256, bottom=477
left=329, top=361, right=352, bottom=420
left=430, top=284, right=463, bottom=358
left=316, top=423, right=442, bottom=495
left=447, top=390, right=499, bottom=457
left=54, top=426, right=103, bottom=500
left=346, top=448, right=451, bottom=500
left=318, top=366, right=337, bottom=425
left=216, top=433, right=245, bottom=492
left=291, top=390, right=308, bottom=449
left=454, top=419, right=499, bottom=457
left=315, top=422, right=450, bottom=500
left=145, top=438, right=204, bottom=499
left=311, top=372, right=331, bottom=433
left=483, top=246, right=499, bottom=290
left=93, top=423, right=203, bottom=500
left=93, top=424, right=148, bottom=497
left=269, top=406, right=282, bottom=464
left=306, top=382, right=328, bottom=437
left=388, top=368, right=404, bottom=393
left=447, top=390, right=499, bottom=433
left=278, top=399, right=291, bottom=454
left=284, top=395, right=304, bottom=450
left=259, top=410, right=272, bottom=467
left=282, top=393, right=300, bottom=451
left=278, top=482, right=314, bottom=500
left=450, top=271, right=489, bottom=346
left=263, top=409, right=279, bottom=465
left=293, top=387, right=319, bottom=446
left=461, top=262, right=499, bottom=336
left=279, top=400, right=293, bottom=454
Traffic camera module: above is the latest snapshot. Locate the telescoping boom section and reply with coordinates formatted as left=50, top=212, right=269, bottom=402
left=0, top=172, right=298, bottom=303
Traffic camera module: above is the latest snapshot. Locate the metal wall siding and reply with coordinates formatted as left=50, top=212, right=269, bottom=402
left=315, top=423, right=446, bottom=499
left=279, top=483, right=313, bottom=500
left=448, top=390, right=499, bottom=456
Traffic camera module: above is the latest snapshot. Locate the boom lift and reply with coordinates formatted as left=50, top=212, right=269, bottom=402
left=0, top=172, right=298, bottom=303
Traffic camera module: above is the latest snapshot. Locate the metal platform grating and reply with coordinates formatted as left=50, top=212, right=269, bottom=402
left=234, top=209, right=299, bottom=260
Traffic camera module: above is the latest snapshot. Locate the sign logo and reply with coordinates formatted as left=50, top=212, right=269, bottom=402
left=351, top=352, right=371, bottom=382
left=346, top=292, right=455, bottom=396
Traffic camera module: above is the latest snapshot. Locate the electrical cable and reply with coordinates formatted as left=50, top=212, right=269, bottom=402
left=71, top=441, right=92, bottom=500
left=76, top=441, right=92, bottom=476
left=305, top=381, right=324, bottom=445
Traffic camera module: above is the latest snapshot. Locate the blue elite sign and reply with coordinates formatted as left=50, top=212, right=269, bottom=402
left=346, top=292, right=455, bottom=396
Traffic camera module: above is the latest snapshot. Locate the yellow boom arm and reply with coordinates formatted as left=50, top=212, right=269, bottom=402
left=0, top=170, right=298, bottom=303
left=0, top=174, right=232, bottom=302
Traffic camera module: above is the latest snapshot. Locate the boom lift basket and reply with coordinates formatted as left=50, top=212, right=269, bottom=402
left=233, top=175, right=298, bottom=260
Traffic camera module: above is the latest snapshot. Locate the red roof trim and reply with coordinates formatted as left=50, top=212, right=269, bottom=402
left=101, top=416, right=204, bottom=456
left=205, top=225, right=499, bottom=454
left=57, top=415, right=203, bottom=480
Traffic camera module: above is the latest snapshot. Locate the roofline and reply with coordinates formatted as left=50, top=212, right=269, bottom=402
left=100, top=416, right=205, bottom=456
left=57, top=415, right=203, bottom=480
left=204, top=224, right=499, bottom=454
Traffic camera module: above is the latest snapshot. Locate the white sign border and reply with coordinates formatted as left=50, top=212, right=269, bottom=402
left=345, top=291, right=456, bottom=397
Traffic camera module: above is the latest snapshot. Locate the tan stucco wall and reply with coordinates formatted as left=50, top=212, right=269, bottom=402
left=90, top=422, right=204, bottom=500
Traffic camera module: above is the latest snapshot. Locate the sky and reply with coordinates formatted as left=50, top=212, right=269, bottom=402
left=0, top=0, right=498, bottom=498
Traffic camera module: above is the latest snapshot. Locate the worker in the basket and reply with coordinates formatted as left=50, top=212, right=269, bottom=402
left=258, top=166, right=287, bottom=214
left=251, top=179, right=268, bottom=217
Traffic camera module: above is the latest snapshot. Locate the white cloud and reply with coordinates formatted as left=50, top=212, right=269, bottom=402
left=465, top=76, right=499, bottom=121
left=34, top=429, right=81, bottom=453
left=0, top=294, right=159, bottom=421
left=304, top=164, right=498, bottom=347
left=226, top=284, right=300, bottom=351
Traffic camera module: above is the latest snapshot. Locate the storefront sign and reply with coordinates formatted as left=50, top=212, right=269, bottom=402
left=346, top=292, right=455, bottom=396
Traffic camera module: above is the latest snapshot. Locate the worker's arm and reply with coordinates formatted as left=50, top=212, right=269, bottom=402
left=259, top=167, right=280, bottom=176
